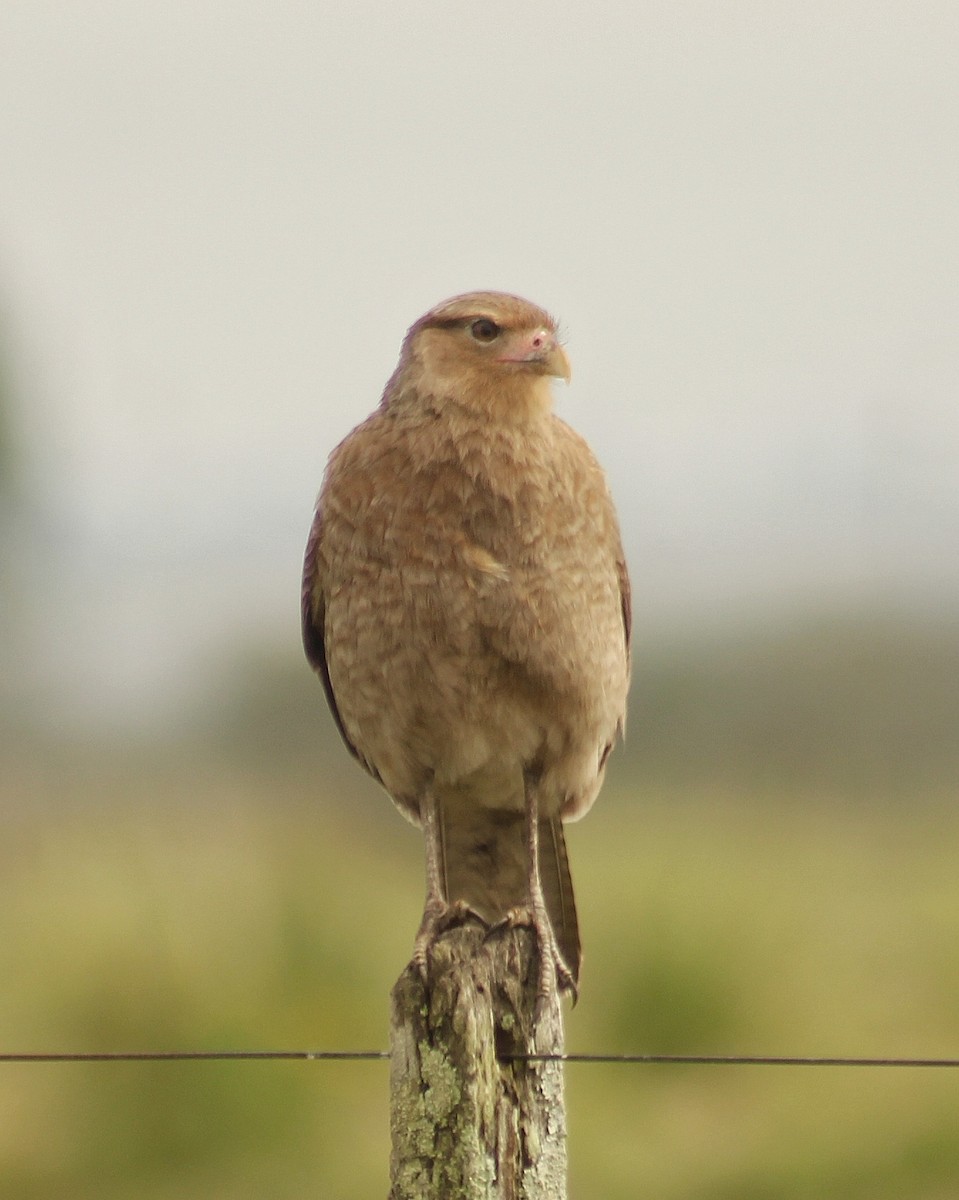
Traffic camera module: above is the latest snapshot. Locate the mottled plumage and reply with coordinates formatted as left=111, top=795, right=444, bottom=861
left=302, top=291, right=630, bottom=993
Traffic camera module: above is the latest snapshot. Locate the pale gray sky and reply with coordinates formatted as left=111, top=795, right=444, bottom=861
left=2, top=1, right=958, bottom=728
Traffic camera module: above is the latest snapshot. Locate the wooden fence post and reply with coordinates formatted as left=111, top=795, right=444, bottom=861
left=388, top=919, right=567, bottom=1200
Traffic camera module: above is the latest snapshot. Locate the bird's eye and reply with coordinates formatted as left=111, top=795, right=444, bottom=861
left=469, top=318, right=500, bottom=343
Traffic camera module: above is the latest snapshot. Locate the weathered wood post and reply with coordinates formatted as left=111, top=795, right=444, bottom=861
left=389, top=919, right=567, bottom=1199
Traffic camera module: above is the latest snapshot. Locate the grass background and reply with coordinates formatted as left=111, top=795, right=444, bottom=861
left=2, top=609, right=958, bottom=1198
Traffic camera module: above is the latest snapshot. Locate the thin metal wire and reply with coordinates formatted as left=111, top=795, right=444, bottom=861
left=517, top=1053, right=959, bottom=1068
left=3, top=1050, right=959, bottom=1067
left=0, top=1051, right=388, bottom=1063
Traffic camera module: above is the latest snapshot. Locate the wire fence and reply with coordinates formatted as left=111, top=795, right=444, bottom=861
left=4, top=1050, right=959, bottom=1067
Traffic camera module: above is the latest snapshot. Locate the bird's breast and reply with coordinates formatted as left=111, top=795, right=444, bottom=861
left=317, top=411, right=628, bottom=809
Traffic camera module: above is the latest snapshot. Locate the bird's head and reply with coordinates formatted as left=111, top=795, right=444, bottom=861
left=387, top=291, right=571, bottom=421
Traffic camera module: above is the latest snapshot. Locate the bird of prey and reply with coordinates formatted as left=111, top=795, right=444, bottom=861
left=301, top=291, right=630, bottom=998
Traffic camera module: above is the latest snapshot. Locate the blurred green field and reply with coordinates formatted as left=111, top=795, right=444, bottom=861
left=2, top=612, right=958, bottom=1198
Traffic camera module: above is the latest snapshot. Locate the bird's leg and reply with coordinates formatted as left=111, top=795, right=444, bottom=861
left=412, top=787, right=446, bottom=978
left=509, top=769, right=577, bottom=1007
left=411, top=787, right=473, bottom=980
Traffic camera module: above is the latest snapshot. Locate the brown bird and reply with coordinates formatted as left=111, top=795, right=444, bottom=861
left=301, top=291, right=630, bottom=997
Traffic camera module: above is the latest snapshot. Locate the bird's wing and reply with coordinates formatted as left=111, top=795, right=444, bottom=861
left=301, top=505, right=367, bottom=768
left=617, top=547, right=632, bottom=654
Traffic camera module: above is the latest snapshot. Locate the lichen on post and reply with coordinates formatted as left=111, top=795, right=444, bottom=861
left=389, top=920, right=567, bottom=1200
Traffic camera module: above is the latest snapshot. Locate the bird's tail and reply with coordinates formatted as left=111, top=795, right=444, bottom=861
left=437, top=801, right=581, bottom=989
left=540, top=815, right=581, bottom=989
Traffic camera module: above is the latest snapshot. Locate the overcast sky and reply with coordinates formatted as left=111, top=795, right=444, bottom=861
left=2, top=1, right=958, bottom=728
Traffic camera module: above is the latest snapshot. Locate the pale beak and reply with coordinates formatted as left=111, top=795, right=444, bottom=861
left=543, top=342, right=572, bottom=383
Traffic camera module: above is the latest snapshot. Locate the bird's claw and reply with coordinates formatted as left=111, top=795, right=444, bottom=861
left=492, top=906, right=578, bottom=1011
left=412, top=899, right=485, bottom=981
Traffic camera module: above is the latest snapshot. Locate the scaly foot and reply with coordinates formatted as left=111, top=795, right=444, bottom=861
left=412, top=899, right=485, bottom=981
left=494, top=906, right=578, bottom=1008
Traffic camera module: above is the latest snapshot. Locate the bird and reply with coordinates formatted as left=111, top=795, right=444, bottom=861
left=301, top=291, right=631, bottom=999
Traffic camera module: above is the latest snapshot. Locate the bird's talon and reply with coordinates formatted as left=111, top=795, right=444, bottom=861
left=489, top=905, right=575, bottom=1004
left=412, top=900, right=486, bottom=980
left=490, top=907, right=532, bottom=934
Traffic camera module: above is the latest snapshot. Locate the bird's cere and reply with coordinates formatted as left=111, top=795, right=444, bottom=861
left=497, top=328, right=571, bottom=381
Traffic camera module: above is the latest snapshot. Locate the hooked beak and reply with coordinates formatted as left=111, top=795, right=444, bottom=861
left=542, top=342, right=572, bottom=383
left=498, top=333, right=572, bottom=382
